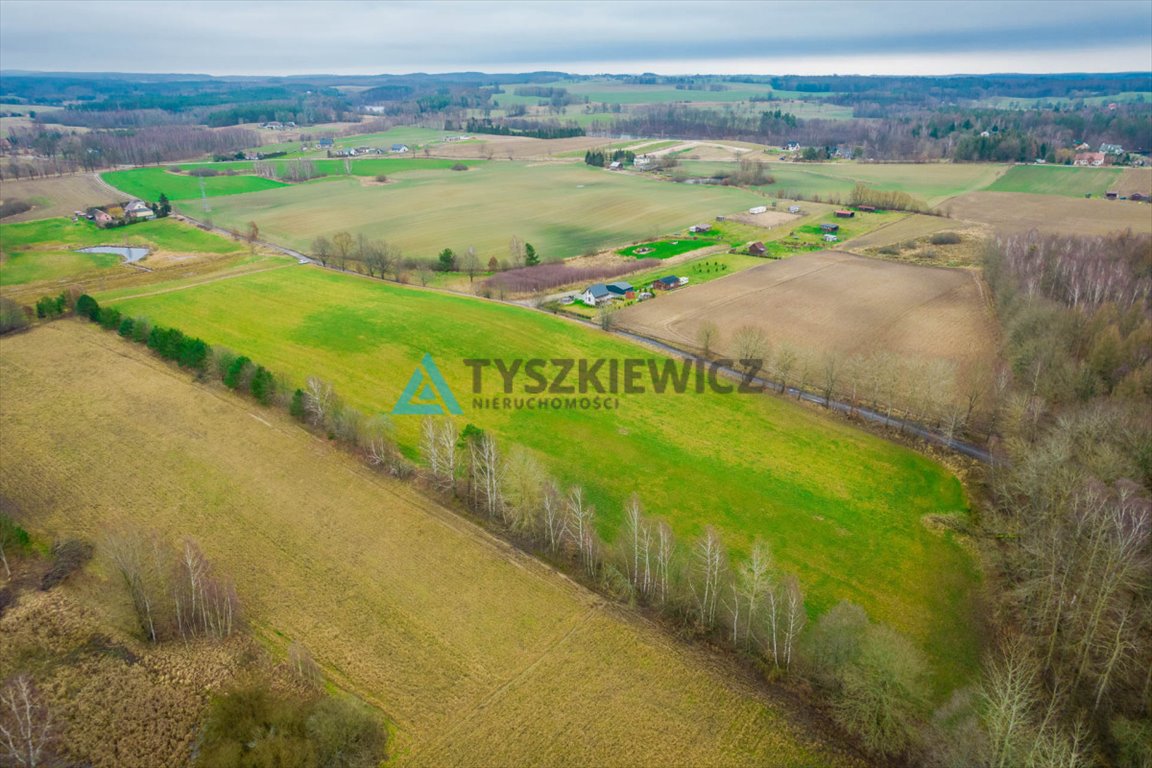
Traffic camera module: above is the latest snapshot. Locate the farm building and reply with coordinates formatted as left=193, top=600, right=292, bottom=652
left=609, top=161, right=622, bottom=170
left=748, top=205, right=768, bottom=215
left=1106, top=191, right=1118, bottom=200
left=391, top=144, right=410, bottom=153
left=856, top=205, right=876, bottom=212
left=318, top=137, right=334, bottom=148
left=823, top=234, right=839, bottom=243
left=834, top=210, right=855, bottom=219
left=1130, top=192, right=1147, bottom=202
left=607, top=281, right=636, bottom=299
left=653, top=275, right=680, bottom=291
left=634, top=155, right=654, bottom=170
left=689, top=224, right=712, bottom=234
left=788, top=205, right=802, bottom=214
left=749, top=242, right=767, bottom=256
left=820, top=223, right=840, bottom=233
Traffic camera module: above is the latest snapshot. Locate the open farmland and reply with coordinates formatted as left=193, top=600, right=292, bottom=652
left=617, top=250, right=997, bottom=395
left=0, top=322, right=864, bottom=768
left=101, top=166, right=288, bottom=201
left=172, top=162, right=769, bottom=262
left=0, top=173, right=114, bottom=223
left=106, top=266, right=980, bottom=692
left=942, top=191, right=1152, bottom=235
left=675, top=161, right=1006, bottom=207
left=983, top=164, right=1123, bottom=196
left=1117, top=167, right=1152, bottom=197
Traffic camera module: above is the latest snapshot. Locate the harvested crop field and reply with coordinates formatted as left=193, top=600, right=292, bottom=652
left=0, top=174, right=115, bottom=223
left=0, top=322, right=864, bottom=768
left=1117, top=167, right=1152, bottom=197
left=941, top=191, right=1152, bottom=235
left=844, top=214, right=971, bottom=250
left=617, top=250, right=997, bottom=393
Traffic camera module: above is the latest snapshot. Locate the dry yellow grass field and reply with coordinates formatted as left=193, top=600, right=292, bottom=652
left=940, top=191, right=1152, bottom=236
left=0, top=322, right=864, bottom=768
left=616, top=250, right=997, bottom=394
left=1116, top=167, right=1152, bottom=197
left=0, top=584, right=301, bottom=768
left=0, top=174, right=114, bottom=223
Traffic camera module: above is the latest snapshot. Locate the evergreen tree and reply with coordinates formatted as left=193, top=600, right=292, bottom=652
left=524, top=243, right=540, bottom=266
left=224, top=356, right=251, bottom=390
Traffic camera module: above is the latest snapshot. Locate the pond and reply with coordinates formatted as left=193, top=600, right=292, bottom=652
left=77, top=245, right=150, bottom=263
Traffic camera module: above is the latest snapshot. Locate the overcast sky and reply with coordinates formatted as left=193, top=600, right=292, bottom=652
left=2, top=0, right=1150, bottom=77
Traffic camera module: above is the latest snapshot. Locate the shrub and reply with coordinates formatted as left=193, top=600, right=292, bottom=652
left=929, top=231, right=963, bottom=245
left=0, top=199, right=32, bottom=219
left=0, top=298, right=30, bottom=334
left=118, top=317, right=135, bottom=338
left=178, top=337, right=210, bottom=371
left=250, top=365, right=275, bottom=404
left=290, top=389, right=307, bottom=420
left=306, top=697, right=388, bottom=768
left=40, top=539, right=94, bottom=590
left=131, top=317, right=151, bottom=344
left=451, top=163, right=469, bottom=171
left=374, top=174, right=388, bottom=183
left=224, top=355, right=251, bottom=390
left=187, top=167, right=218, bottom=177
left=75, top=294, right=100, bottom=321
left=99, top=306, right=122, bottom=331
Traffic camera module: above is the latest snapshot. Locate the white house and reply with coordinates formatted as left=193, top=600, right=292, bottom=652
left=390, top=144, right=410, bottom=153
left=787, top=205, right=801, bottom=214
left=579, top=284, right=614, bottom=306
left=634, top=155, right=654, bottom=169
left=749, top=205, right=768, bottom=215
left=124, top=200, right=155, bottom=220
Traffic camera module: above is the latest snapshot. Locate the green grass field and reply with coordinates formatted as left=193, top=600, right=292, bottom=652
left=174, top=162, right=767, bottom=263
left=617, top=238, right=719, bottom=258
left=102, top=167, right=287, bottom=201
left=677, top=161, right=1006, bottom=206
left=0, top=217, right=245, bottom=287
left=108, top=266, right=980, bottom=694
left=983, top=164, right=1123, bottom=197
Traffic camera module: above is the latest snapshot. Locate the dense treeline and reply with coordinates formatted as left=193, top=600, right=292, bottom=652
left=966, top=232, right=1152, bottom=766
left=2, top=125, right=258, bottom=176
left=599, top=102, right=1150, bottom=162
left=458, top=117, right=585, bottom=139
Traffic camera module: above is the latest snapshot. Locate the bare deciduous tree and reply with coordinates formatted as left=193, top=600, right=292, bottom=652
left=697, top=321, right=718, bottom=357
left=0, top=674, right=55, bottom=768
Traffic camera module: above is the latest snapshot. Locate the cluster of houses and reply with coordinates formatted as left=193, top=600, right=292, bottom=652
left=304, top=138, right=412, bottom=157
left=260, top=121, right=297, bottom=130
left=83, top=200, right=157, bottom=228
left=575, top=275, right=688, bottom=306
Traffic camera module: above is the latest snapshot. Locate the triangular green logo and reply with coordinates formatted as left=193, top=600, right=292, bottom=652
left=392, top=353, right=463, bottom=415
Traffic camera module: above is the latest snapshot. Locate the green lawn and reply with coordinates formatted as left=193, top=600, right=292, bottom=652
left=617, top=239, right=719, bottom=258
left=102, top=167, right=288, bottom=201
left=0, top=216, right=245, bottom=287
left=107, top=266, right=980, bottom=695
left=984, top=164, right=1123, bottom=197
left=176, top=161, right=768, bottom=263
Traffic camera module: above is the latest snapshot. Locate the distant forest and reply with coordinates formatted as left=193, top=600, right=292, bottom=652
left=1, top=70, right=1149, bottom=172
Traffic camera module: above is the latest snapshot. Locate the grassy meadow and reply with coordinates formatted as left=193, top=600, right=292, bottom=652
left=101, top=166, right=288, bottom=201
left=984, top=164, right=1123, bottom=196
left=0, top=217, right=245, bottom=288
left=0, top=322, right=863, bottom=767
left=108, top=266, right=981, bottom=693
left=167, top=162, right=768, bottom=262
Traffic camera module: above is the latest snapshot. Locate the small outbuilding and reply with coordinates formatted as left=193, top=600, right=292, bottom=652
left=820, top=223, right=840, bottom=233
left=749, top=242, right=767, bottom=257
left=834, top=210, right=855, bottom=218
left=653, top=275, right=680, bottom=291
left=606, top=281, right=636, bottom=299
